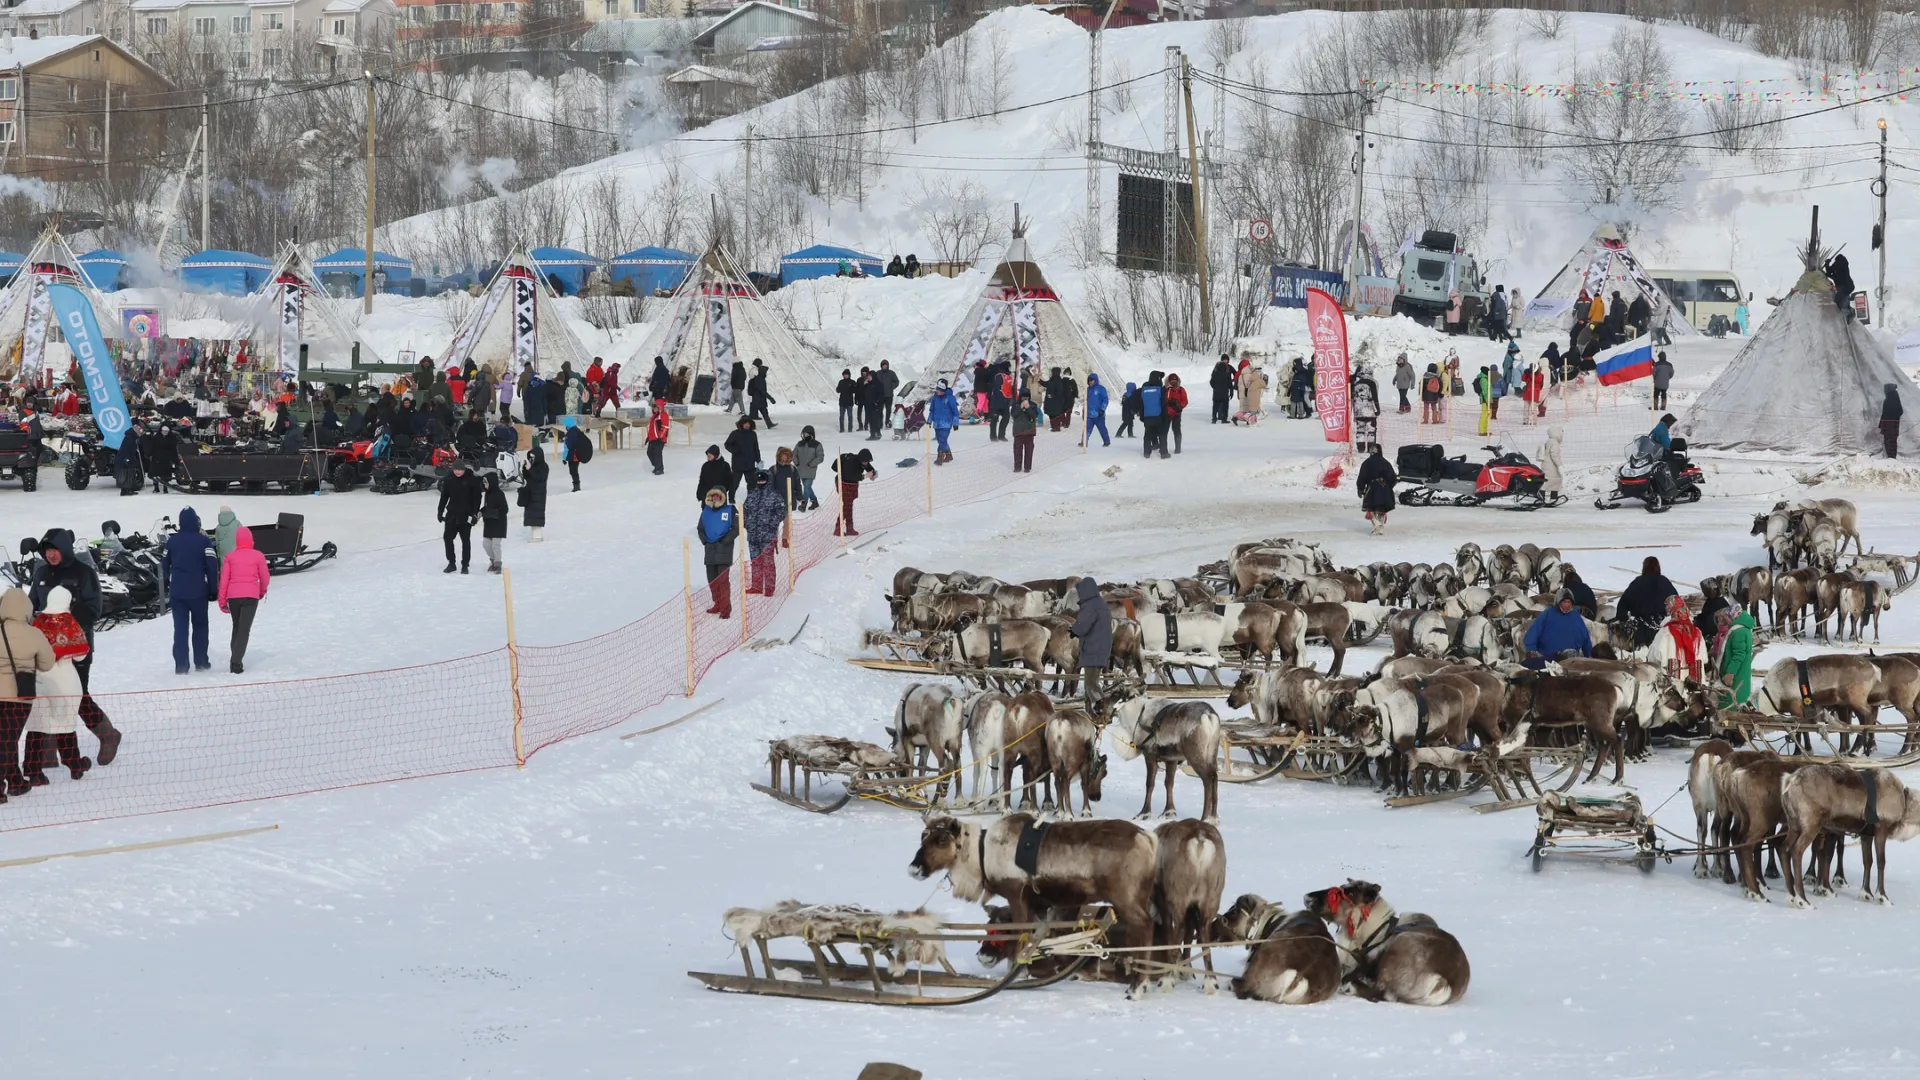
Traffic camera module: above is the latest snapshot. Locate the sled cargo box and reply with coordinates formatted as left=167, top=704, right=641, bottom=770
left=1397, top=444, right=1444, bottom=478
left=692, top=374, right=715, bottom=406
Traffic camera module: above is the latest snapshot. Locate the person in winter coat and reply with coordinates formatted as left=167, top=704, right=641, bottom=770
left=214, top=506, right=240, bottom=559
left=1011, top=390, right=1041, bottom=473
left=1882, top=383, right=1903, bottom=458
left=1209, top=356, right=1236, bottom=424
left=1541, top=341, right=1565, bottom=385
left=832, top=447, right=876, bottom=536
left=1661, top=593, right=1707, bottom=684
left=1523, top=589, right=1594, bottom=663
left=1649, top=413, right=1675, bottom=450
left=0, top=586, right=55, bottom=795
left=1236, top=363, right=1267, bottom=423
left=929, top=380, right=961, bottom=464
left=216, top=525, right=270, bottom=673
left=1164, top=373, right=1188, bottom=453
left=768, top=447, right=801, bottom=527
left=1117, top=381, right=1140, bottom=438
left=648, top=357, right=671, bottom=401
left=728, top=359, right=748, bottom=414
left=792, top=428, right=824, bottom=510
left=25, top=530, right=118, bottom=765
left=1084, top=373, right=1111, bottom=447
left=1827, top=254, right=1855, bottom=315
left=437, top=463, right=483, bottom=574
left=864, top=370, right=887, bottom=441
left=876, top=360, right=901, bottom=430
left=1287, top=361, right=1311, bottom=419
left=742, top=470, right=786, bottom=597
left=1617, top=556, right=1679, bottom=646
left=543, top=371, right=565, bottom=425
left=1042, top=367, right=1066, bottom=430
left=520, top=444, right=548, bottom=541
left=747, top=361, right=777, bottom=428
left=1070, top=576, right=1112, bottom=704
left=697, top=444, right=734, bottom=508
left=1486, top=284, right=1509, bottom=341
left=698, top=488, right=738, bottom=618
left=1539, top=426, right=1565, bottom=500
left=644, top=397, right=671, bottom=475
left=1139, top=372, right=1167, bottom=459
left=1356, top=448, right=1397, bottom=535
left=1521, top=364, right=1546, bottom=421
left=1392, top=354, right=1415, bottom=414
left=1651, top=351, right=1673, bottom=410
left=479, top=474, right=509, bottom=574
left=986, top=360, right=1013, bottom=441
left=114, top=422, right=143, bottom=496
left=24, top=585, right=90, bottom=784
left=724, top=417, right=760, bottom=500
left=1560, top=567, right=1598, bottom=619
left=561, top=416, right=593, bottom=492
left=1473, top=367, right=1494, bottom=435
left=162, top=506, right=220, bottom=672
left=1626, top=294, right=1652, bottom=338
left=836, top=368, right=858, bottom=433
left=1714, top=609, right=1757, bottom=709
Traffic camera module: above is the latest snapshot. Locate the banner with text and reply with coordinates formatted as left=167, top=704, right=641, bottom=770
left=1306, top=286, right=1351, bottom=445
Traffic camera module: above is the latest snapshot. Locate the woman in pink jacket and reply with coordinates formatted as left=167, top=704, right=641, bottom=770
left=217, top=526, right=270, bottom=674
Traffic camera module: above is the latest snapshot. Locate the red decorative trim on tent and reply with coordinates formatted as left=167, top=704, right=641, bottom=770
left=698, top=281, right=757, bottom=299
left=987, top=285, right=1060, bottom=302
left=502, top=264, right=536, bottom=280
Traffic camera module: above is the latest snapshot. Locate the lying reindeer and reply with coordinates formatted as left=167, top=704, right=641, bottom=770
left=1302, top=880, right=1469, bottom=1005
left=1213, top=894, right=1339, bottom=1005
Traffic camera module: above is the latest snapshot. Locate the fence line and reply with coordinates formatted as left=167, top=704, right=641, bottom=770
left=0, top=424, right=1086, bottom=834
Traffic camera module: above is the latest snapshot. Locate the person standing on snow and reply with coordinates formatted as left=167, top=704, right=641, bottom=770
left=648, top=357, right=671, bottom=401
left=1714, top=608, right=1757, bottom=709
left=727, top=359, right=748, bottom=414
left=437, top=462, right=483, bottom=575
left=1356, top=447, right=1397, bottom=535
left=793, top=428, right=824, bottom=511
left=1539, top=426, right=1565, bottom=501
left=216, top=524, right=270, bottom=673
left=1011, top=389, right=1041, bottom=473
left=1392, top=354, right=1415, bottom=414
left=645, top=396, right=671, bottom=475
left=1138, top=372, right=1167, bottom=459
left=0, top=586, right=55, bottom=795
left=1164, top=373, right=1188, bottom=454
left=24, top=585, right=91, bottom=783
left=1084, top=373, right=1111, bottom=447
left=742, top=470, right=786, bottom=597
left=747, top=360, right=777, bottom=429
left=1651, top=351, right=1674, bottom=410
left=724, top=417, right=761, bottom=501
left=836, top=368, right=858, bottom=434
left=1070, top=576, right=1112, bottom=706
left=1209, top=355, right=1236, bottom=424
left=697, top=488, right=738, bottom=618
left=25, top=531, right=120, bottom=765
left=876, top=360, right=901, bottom=430
left=1116, top=381, right=1141, bottom=439
left=479, top=473, right=509, bottom=575
left=520, top=444, right=549, bottom=542
left=832, top=447, right=876, bottom=536
left=929, top=380, right=960, bottom=465
left=161, top=506, right=220, bottom=672
left=1882, top=383, right=1903, bottom=458
left=214, top=506, right=240, bottom=559
left=561, top=416, right=594, bottom=492
left=697, top=444, right=734, bottom=508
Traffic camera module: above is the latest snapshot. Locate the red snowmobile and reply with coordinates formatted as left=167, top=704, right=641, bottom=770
left=1395, top=442, right=1564, bottom=510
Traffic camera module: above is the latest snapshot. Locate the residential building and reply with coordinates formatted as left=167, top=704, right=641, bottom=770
left=0, top=33, right=174, bottom=181
left=688, top=0, right=836, bottom=64
left=663, top=60, right=750, bottom=125
left=2, top=0, right=128, bottom=40
left=127, top=0, right=386, bottom=76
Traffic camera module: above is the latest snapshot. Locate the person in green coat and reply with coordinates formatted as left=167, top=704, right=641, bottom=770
left=213, top=506, right=240, bottom=559
left=1714, top=609, right=1756, bottom=709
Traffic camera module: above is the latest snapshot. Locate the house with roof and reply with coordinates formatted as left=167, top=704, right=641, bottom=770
left=2, top=0, right=122, bottom=39
left=689, top=0, right=838, bottom=65
left=0, top=33, right=172, bottom=181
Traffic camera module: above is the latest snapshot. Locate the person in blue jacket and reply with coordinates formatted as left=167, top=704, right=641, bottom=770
left=1138, top=372, right=1167, bottom=459
left=160, top=506, right=220, bottom=674
left=1084, top=373, right=1110, bottom=447
left=928, top=379, right=960, bottom=465
left=1649, top=412, right=1675, bottom=450
left=1522, top=589, right=1593, bottom=666
left=697, top=487, right=738, bottom=619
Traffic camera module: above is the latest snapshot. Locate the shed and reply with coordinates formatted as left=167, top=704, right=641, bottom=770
left=75, top=249, right=130, bottom=291
left=609, top=246, right=696, bottom=295
left=780, top=243, right=883, bottom=282
left=528, top=246, right=603, bottom=296
left=312, top=248, right=414, bottom=297
left=0, top=251, right=23, bottom=284
left=180, top=249, right=275, bottom=295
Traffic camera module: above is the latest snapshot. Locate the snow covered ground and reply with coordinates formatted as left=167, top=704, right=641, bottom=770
left=8, top=347, right=1920, bottom=1075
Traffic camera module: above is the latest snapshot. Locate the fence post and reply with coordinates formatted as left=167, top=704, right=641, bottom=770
left=836, top=443, right=848, bottom=546
left=503, top=567, right=525, bottom=768
left=682, top=537, right=696, bottom=697
left=925, top=425, right=933, bottom=517
left=785, top=478, right=797, bottom=593
left=740, top=533, right=751, bottom=646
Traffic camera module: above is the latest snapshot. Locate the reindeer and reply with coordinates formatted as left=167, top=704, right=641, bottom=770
left=1213, top=895, right=1339, bottom=1005
left=1733, top=565, right=1773, bottom=625
left=1687, top=739, right=1738, bottom=881
left=1325, top=677, right=1476, bottom=797
left=923, top=616, right=1053, bottom=684
left=1229, top=667, right=1327, bottom=733
left=1109, top=618, right=1146, bottom=680
left=1802, top=518, right=1843, bottom=574
left=1778, top=498, right=1862, bottom=557
left=1501, top=672, right=1628, bottom=783
left=1109, top=696, right=1222, bottom=822
left=1772, top=568, right=1820, bottom=637
left=892, top=683, right=965, bottom=805
left=1717, top=755, right=1808, bottom=902
left=1838, top=578, right=1888, bottom=643
left=1531, top=547, right=1563, bottom=592
left=910, top=815, right=1158, bottom=998
left=1000, top=691, right=1055, bottom=812
left=1301, top=601, right=1351, bottom=675
left=1755, top=654, right=1882, bottom=754
left=964, top=690, right=1015, bottom=810
left=1782, top=765, right=1920, bottom=907
left=1454, top=543, right=1488, bottom=587
left=1151, top=819, right=1226, bottom=993
left=1754, top=507, right=1796, bottom=570
left=1303, top=880, right=1470, bottom=1006
left=1045, top=702, right=1107, bottom=817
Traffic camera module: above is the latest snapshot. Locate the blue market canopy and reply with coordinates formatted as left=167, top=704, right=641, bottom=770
left=528, top=246, right=603, bottom=296
left=312, top=248, right=414, bottom=295
left=609, top=246, right=695, bottom=294
left=180, top=249, right=275, bottom=295
left=75, top=249, right=131, bottom=290
left=780, top=243, right=883, bottom=282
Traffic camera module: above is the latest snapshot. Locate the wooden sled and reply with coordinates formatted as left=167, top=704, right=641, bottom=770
left=1715, top=711, right=1920, bottom=767
left=1528, top=790, right=1666, bottom=873
left=753, top=735, right=897, bottom=813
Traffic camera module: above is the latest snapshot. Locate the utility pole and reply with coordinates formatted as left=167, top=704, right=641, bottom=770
left=364, top=70, right=376, bottom=315
left=1344, top=93, right=1373, bottom=306
left=200, top=92, right=210, bottom=252
left=1181, top=55, right=1210, bottom=339
left=1876, top=117, right=1889, bottom=319
left=743, top=123, right=753, bottom=272
left=1083, top=0, right=1122, bottom=263
left=101, top=79, right=111, bottom=212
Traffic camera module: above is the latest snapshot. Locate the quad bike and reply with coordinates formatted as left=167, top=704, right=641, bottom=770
left=370, top=438, right=459, bottom=495
left=50, top=429, right=118, bottom=490
left=1595, top=436, right=1704, bottom=514
left=1395, top=441, right=1564, bottom=510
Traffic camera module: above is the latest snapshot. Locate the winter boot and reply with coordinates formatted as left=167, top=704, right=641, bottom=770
left=21, top=732, right=49, bottom=786
left=530, top=528, right=544, bottom=543
left=444, top=562, right=457, bottom=574
left=57, top=734, right=90, bottom=780
left=83, top=702, right=120, bottom=766
left=489, top=561, right=502, bottom=574
left=461, top=564, right=470, bottom=575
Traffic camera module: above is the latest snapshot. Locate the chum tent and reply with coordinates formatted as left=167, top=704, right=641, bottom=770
left=528, top=246, right=602, bottom=296
left=1518, top=224, right=1688, bottom=341
left=0, top=229, right=119, bottom=382
left=181, top=250, right=275, bottom=296
left=632, top=244, right=836, bottom=404
left=75, top=249, right=130, bottom=291
left=441, top=250, right=595, bottom=379
left=1684, top=249, right=1919, bottom=457
left=780, top=243, right=882, bottom=282
left=928, top=223, right=1120, bottom=400
left=312, top=248, right=413, bottom=296
left=211, top=245, right=394, bottom=373
left=610, top=246, right=695, bottom=295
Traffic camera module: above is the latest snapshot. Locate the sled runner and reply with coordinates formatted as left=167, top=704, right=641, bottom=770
left=1528, top=790, right=1666, bottom=873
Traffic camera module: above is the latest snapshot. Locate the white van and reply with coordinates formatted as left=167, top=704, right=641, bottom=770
left=1649, top=270, right=1748, bottom=334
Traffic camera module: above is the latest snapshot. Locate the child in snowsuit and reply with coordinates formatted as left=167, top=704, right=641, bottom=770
left=25, top=586, right=92, bottom=783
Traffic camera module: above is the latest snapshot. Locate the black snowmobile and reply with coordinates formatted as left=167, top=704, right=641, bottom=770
left=1595, top=436, right=1704, bottom=513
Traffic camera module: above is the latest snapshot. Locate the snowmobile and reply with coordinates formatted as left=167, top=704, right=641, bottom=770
left=1594, top=436, right=1704, bottom=514
left=1394, top=441, right=1563, bottom=510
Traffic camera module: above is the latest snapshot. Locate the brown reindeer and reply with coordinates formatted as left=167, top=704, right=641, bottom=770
left=1687, top=739, right=1737, bottom=881
left=909, top=815, right=1159, bottom=998
left=1716, top=755, right=1812, bottom=901
left=1151, top=819, right=1226, bottom=993
left=923, top=616, right=1052, bottom=683
left=1756, top=654, right=1882, bottom=754
left=1001, top=691, right=1056, bottom=812
left=1301, top=601, right=1351, bottom=674
left=1838, top=578, right=1888, bottom=643
left=1044, top=702, right=1106, bottom=817
left=1733, top=565, right=1773, bottom=624
left=1109, top=618, right=1146, bottom=680
left=1303, top=880, right=1469, bottom=1005
left=1222, top=601, right=1287, bottom=664
left=1771, top=568, right=1820, bottom=638
left=1213, top=895, right=1339, bottom=1005
left=1812, top=571, right=1858, bottom=643
left=1431, top=664, right=1509, bottom=748
left=1782, top=764, right=1920, bottom=907
left=1108, top=696, right=1222, bottom=822
left=1229, top=667, right=1326, bottom=733
left=1501, top=672, right=1628, bottom=783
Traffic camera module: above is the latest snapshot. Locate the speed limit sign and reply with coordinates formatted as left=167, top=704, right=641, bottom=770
left=1249, top=219, right=1272, bottom=242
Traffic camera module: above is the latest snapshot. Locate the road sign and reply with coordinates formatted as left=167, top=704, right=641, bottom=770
left=1249, top=219, right=1272, bottom=242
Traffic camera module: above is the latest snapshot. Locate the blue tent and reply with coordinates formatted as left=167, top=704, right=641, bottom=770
left=180, top=249, right=274, bottom=295
left=0, top=251, right=22, bottom=284
left=780, top=244, right=883, bottom=283
left=312, top=248, right=413, bottom=296
left=528, top=246, right=602, bottom=296
left=76, top=249, right=131, bottom=291
left=609, top=246, right=695, bottom=295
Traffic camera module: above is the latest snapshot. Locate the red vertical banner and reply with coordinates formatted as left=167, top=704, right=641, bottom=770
left=1305, top=286, right=1351, bottom=445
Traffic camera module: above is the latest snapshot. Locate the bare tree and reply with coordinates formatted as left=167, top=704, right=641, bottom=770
left=911, top=177, right=997, bottom=265
left=1523, top=7, right=1569, bottom=40
left=1557, top=23, right=1692, bottom=211
left=1203, top=17, right=1250, bottom=71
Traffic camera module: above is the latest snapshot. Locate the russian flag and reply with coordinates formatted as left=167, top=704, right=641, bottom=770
left=1595, top=341, right=1654, bottom=386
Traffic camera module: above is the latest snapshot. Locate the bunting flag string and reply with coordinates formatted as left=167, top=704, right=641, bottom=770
left=1364, top=71, right=1918, bottom=104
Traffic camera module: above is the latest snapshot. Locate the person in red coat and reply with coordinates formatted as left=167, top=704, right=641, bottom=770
left=1164, top=373, right=1190, bottom=454
left=645, top=397, right=671, bottom=475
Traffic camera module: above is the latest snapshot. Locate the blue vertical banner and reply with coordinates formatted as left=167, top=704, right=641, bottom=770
left=47, top=282, right=131, bottom=450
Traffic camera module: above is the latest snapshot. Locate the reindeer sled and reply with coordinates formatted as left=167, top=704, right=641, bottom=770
left=689, top=902, right=1111, bottom=1006
left=1528, top=791, right=1667, bottom=873
left=753, top=733, right=1012, bottom=815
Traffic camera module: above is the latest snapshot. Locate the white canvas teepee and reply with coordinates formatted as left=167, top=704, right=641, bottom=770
left=239, top=245, right=390, bottom=373
left=1518, top=224, right=1688, bottom=339
left=634, top=244, right=835, bottom=404
left=929, top=224, right=1120, bottom=397
left=1684, top=263, right=1919, bottom=456
left=442, top=251, right=595, bottom=379
left=0, top=229, right=115, bottom=382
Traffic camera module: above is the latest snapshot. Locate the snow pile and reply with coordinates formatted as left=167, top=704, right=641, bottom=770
left=1795, top=454, right=1920, bottom=491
